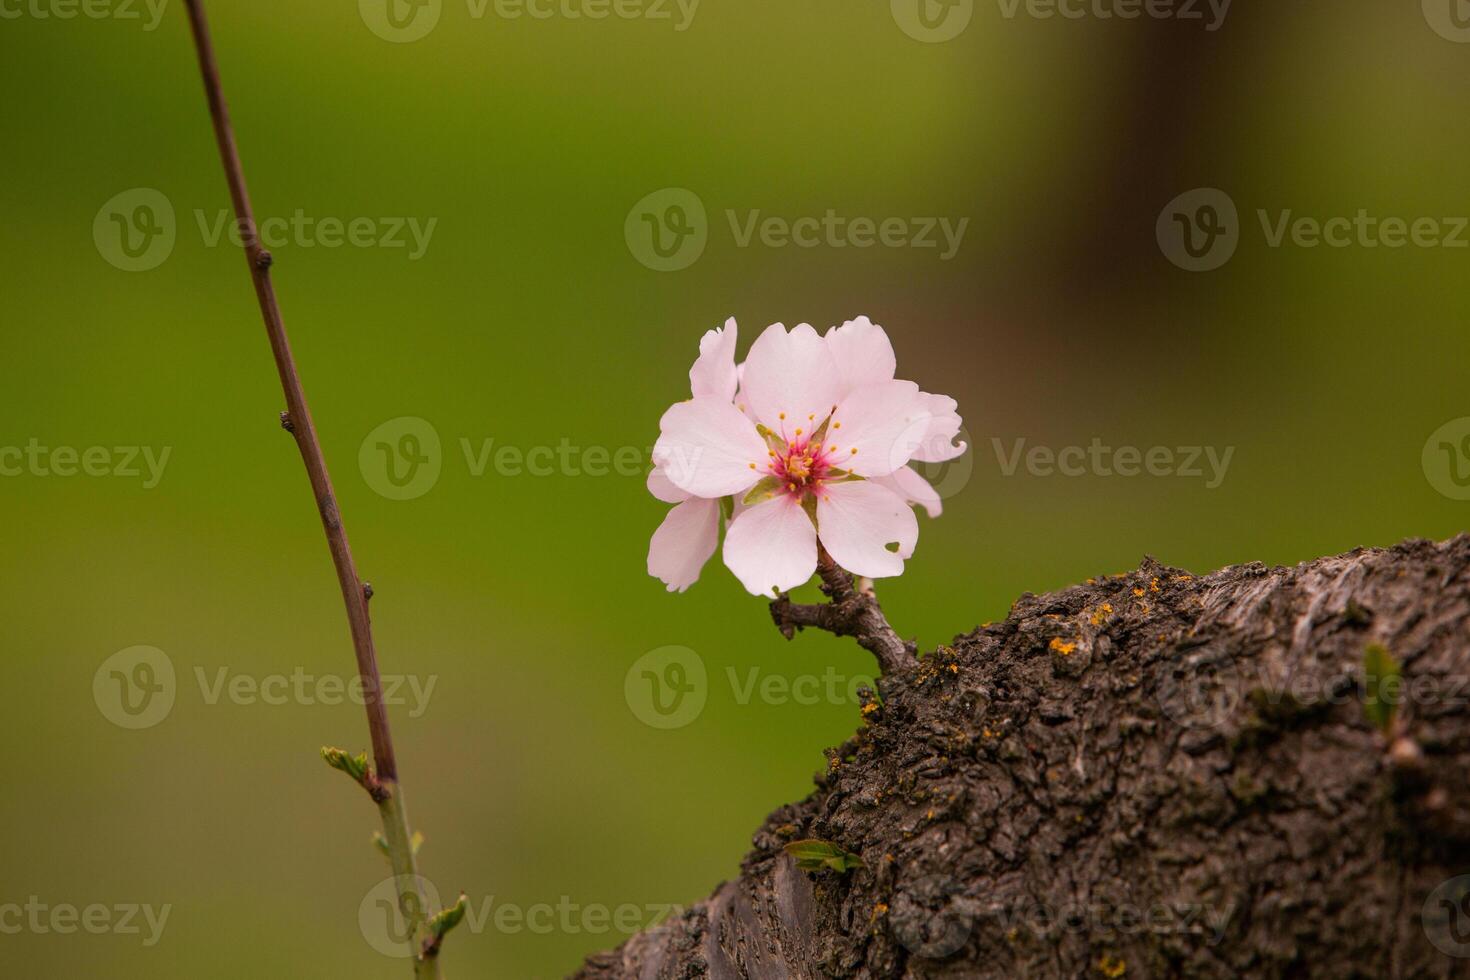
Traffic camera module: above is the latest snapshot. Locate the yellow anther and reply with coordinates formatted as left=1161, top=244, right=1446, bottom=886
left=833, top=421, right=841, bottom=429
left=778, top=412, right=786, bottom=420
left=795, top=428, right=803, bottom=436
left=850, top=448, right=858, bottom=455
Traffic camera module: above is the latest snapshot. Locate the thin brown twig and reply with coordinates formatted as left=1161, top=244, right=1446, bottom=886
left=181, top=0, right=396, bottom=777
left=769, top=545, right=915, bottom=676
left=181, top=3, right=445, bottom=974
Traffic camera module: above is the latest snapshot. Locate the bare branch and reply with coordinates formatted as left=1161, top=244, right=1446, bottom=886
left=180, top=3, right=445, bottom=974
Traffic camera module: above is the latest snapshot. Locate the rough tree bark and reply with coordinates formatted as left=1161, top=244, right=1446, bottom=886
left=577, top=535, right=1470, bottom=979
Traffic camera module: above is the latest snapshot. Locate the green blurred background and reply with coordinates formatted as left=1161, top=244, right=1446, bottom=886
left=3, top=1, right=1469, bottom=975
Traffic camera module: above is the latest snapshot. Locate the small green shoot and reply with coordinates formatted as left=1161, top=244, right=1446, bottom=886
left=784, top=839, right=864, bottom=873
left=1362, top=643, right=1402, bottom=735
left=429, top=894, right=469, bottom=941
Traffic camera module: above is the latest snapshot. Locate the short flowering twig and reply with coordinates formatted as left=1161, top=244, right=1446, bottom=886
left=647, top=318, right=958, bottom=675
left=769, top=546, right=915, bottom=676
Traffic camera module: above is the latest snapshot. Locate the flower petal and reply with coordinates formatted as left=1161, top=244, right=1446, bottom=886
left=740, top=322, right=843, bottom=433
left=872, top=465, right=943, bottom=518
left=648, top=498, right=721, bottom=593
left=910, top=392, right=967, bottom=463
left=689, top=317, right=739, bottom=402
left=647, top=466, right=690, bottom=504
left=825, top=315, right=896, bottom=397
left=816, top=480, right=919, bottom=579
left=653, top=397, right=767, bottom=498
left=828, top=380, right=934, bottom=478
left=722, top=496, right=817, bottom=596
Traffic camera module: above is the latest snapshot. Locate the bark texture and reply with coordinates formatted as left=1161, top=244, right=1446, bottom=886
left=577, top=536, right=1470, bottom=979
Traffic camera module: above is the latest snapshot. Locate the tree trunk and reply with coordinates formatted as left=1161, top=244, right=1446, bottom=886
left=575, top=535, right=1470, bottom=979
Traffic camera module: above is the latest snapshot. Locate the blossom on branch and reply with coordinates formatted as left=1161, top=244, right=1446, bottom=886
left=648, top=317, right=965, bottom=596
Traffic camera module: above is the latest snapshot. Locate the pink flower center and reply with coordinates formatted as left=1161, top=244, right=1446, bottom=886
left=771, top=437, right=835, bottom=498
left=745, top=410, right=859, bottom=502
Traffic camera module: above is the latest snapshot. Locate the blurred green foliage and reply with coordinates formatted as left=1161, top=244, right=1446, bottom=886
left=2, top=2, right=1467, bottom=976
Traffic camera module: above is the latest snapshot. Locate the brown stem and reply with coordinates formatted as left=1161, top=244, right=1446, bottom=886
left=181, top=5, right=446, bottom=975
left=769, top=545, right=915, bottom=676
left=182, top=0, right=396, bottom=780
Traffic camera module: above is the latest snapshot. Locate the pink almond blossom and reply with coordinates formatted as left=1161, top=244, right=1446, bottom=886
left=647, top=317, right=965, bottom=595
